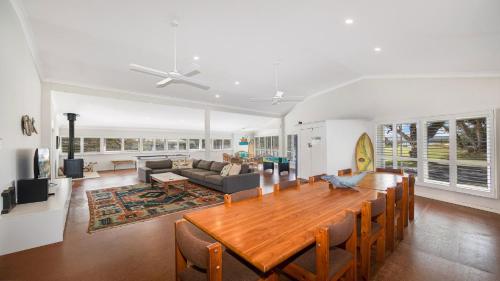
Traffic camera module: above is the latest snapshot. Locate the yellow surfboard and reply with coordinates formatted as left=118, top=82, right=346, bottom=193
left=355, top=133, right=374, bottom=172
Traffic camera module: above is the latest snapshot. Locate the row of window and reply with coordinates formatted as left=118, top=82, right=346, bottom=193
left=61, top=137, right=232, bottom=153
left=254, top=136, right=280, bottom=157
left=376, top=110, right=494, bottom=197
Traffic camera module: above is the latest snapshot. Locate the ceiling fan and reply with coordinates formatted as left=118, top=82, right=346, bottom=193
left=129, top=21, right=210, bottom=90
left=249, top=62, right=304, bottom=105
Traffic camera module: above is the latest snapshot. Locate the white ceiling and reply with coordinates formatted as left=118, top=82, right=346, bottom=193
left=20, top=0, right=500, bottom=115
left=53, top=92, right=278, bottom=132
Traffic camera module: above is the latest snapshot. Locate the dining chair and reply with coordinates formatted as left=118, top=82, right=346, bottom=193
left=359, top=193, right=386, bottom=280
left=375, top=167, right=404, bottom=175
left=338, top=168, right=353, bottom=176
left=308, top=173, right=326, bottom=184
left=385, top=183, right=405, bottom=252
left=283, top=211, right=357, bottom=281
left=408, top=174, right=415, bottom=222
left=274, top=179, right=300, bottom=192
left=175, top=219, right=262, bottom=281
left=224, top=187, right=263, bottom=205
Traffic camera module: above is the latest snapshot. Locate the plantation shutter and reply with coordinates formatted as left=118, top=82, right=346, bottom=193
left=376, top=124, right=394, bottom=168
left=423, top=121, right=450, bottom=185
left=456, top=115, right=493, bottom=191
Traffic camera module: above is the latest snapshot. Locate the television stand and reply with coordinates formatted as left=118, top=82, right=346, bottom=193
left=0, top=178, right=72, bottom=255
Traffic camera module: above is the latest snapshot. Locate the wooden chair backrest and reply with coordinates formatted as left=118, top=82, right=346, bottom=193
left=308, top=174, right=326, bottom=184
left=338, top=168, right=353, bottom=176
left=361, top=192, right=386, bottom=239
left=375, top=167, right=403, bottom=175
left=315, top=211, right=357, bottom=280
left=224, top=187, right=263, bottom=205
left=175, top=219, right=222, bottom=281
left=274, top=179, right=299, bottom=192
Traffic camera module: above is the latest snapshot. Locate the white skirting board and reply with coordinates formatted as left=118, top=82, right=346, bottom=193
left=415, top=185, right=500, bottom=214
left=0, top=178, right=72, bottom=256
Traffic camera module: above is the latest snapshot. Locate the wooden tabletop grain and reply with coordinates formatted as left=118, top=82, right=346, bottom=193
left=357, top=172, right=403, bottom=191
left=184, top=181, right=379, bottom=273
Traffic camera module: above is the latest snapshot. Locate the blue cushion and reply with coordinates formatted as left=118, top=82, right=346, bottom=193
left=321, top=172, right=368, bottom=189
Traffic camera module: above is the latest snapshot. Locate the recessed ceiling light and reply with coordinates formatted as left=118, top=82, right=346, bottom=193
left=193, top=56, right=200, bottom=60
left=234, top=81, right=240, bottom=85
left=374, top=47, right=382, bottom=53
left=345, top=18, right=354, bottom=25
left=215, top=94, right=221, bottom=98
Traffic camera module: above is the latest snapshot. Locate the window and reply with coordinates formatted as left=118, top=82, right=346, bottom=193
left=396, top=123, right=418, bottom=175
left=179, top=139, right=187, bottom=151
left=423, top=121, right=449, bottom=185
left=456, top=117, right=490, bottom=190
left=376, top=123, right=417, bottom=175
left=272, top=136, right=279, bottom=156
left=122, top=138, right=138, bottom=151
left=377, top=110, right=495, bottom=198
left=202, top=139, right=206, bottom=150
left=266, top=136, right=272, bottom=155
left=155, top=139, right=166, bottom=151
left=61, top=137, right=81, bottom=154
left=83, top=138, right=100, bottom=153
left=142, top=138, right=154, bottom=151
left=167, top=140, right=178, bottom=151
left=213, top=139, right=223, bottom=150
left=223, top=139, right=232, bottom=149
left=189, top=139, right=200, bottom=150
left=105, top=138, right=122, bottom=152
left=376, top=125, right=394, bottom=168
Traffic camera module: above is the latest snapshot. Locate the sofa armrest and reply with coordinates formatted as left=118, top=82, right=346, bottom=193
left=222, top=172, right=260, bottom=194
left=138, top=167, right=153, bottom=183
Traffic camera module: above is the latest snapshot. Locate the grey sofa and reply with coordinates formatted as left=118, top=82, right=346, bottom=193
left=138, top=159, right=260, bottom=194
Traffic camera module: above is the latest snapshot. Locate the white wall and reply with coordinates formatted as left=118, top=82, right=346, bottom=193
left=57, top=127, right=233, bottom=171
left=286, top=76, right=500, bottom=213
left=0, top=1, right=41, bottom=210
left=325, top=120, right=371, bottom=175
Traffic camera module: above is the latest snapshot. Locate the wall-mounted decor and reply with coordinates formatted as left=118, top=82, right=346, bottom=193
left=21, top=115, right=38, bottom=136
left=239, top=136, right=249, bottom=145
left=355, top=133, right=374, bottom=172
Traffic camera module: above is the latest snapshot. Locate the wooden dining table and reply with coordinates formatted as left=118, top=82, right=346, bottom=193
left=184, top=180, right=380, bottom=278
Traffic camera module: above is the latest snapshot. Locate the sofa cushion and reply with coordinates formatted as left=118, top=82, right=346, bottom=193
left=228, top=164, right=241, bottom=176
left=190, top=171, right=218, bottom=182
left=220, top=164, right=232, bottom=176
left=205, top=175, right=224, bottom=186
left=181, top=169, right=206, bottom=178
left=151, top=168, right=179, bottom=174
left=240, top=164, right=250, bottom=174
left=192, top=159, right=201, bottom=168
left=146, top=159, right=172, bottom=169
left=210, top=162, right=228, bottom=173
left=197, top=160, right=213, bottom=170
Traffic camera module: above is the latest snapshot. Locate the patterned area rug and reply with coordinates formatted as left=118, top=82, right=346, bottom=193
left=86, top=182, right=224, bottom=233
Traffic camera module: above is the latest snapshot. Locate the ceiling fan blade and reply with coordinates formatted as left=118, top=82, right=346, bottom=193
left=129, top=64, right=169, bottom=78
left=177, top=76, right=210, bottom=90
left=156, top=77, right=174, bottom=88
left=249, top=98, right=271, bottom=102
left=282, top=97, right=304, bottom=102
left=181, top=63, right=201, bottom=77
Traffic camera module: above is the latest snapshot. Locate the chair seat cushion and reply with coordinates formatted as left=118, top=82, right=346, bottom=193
left=205, top=175, right=224, bottom=186
left=292, top=246, right=353, bottom=278
left=179, top=251, right=260, bottom=281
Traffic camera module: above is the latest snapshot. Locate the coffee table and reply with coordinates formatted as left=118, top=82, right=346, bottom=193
left=150, top=172, right=189, bottom=195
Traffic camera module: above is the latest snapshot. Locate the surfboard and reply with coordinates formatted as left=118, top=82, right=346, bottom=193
left=355, top=133, right=374, bottom=172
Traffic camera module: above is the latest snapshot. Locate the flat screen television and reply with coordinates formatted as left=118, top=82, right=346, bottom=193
left=34, top=148, right=50, bottom=179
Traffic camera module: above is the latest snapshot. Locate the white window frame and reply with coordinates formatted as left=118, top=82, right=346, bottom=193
left=375, top=109, right=496, bottom=199
left=188, top=139, right=201, bottom=150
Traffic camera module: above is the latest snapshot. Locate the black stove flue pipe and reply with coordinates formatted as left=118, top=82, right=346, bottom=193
left=65, top=113, right=78, bottom=159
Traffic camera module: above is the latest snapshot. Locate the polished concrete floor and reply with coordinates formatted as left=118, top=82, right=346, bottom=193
left=1, top=169, right=499, bottom=281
